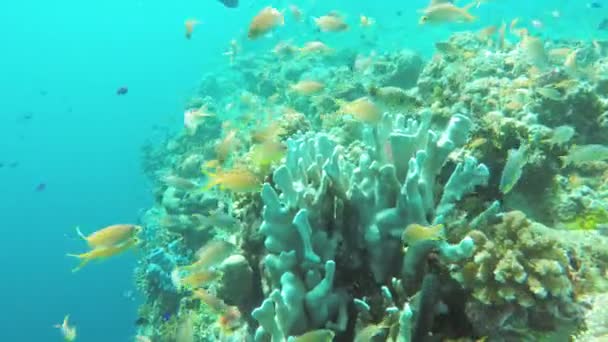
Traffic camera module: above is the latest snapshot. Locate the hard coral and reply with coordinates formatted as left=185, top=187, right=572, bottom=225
left=453, top=211, right=582, bottom=339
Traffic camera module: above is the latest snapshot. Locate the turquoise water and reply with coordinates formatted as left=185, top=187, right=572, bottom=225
left=1, top=0, right=608, bottom=341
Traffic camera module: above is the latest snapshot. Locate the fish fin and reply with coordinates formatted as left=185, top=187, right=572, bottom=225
left=75, top=226, right=87, bottom=241
left=463, top=1, right=477, bottom=11
left=67, top=253, right=88, bottom=272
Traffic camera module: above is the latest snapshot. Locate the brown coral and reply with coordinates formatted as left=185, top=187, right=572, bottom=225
left=452, top=211, right=582, bottom=338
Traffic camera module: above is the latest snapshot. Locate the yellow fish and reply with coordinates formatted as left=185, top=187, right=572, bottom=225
left=419, top=2, right=476, bottom=25
left=54, top=315, right=77, bottom=341
left=313, top=14, right=348, bottom=32
left=251, top=140, right=286, bottom=170
left=290, top=80, right=324, bottom=95
left=181, top=240, right=235, bottom=272
left=67, top=238, right=139, bottom=272
left=402, top=223, right=444, bottom=245
left=291, top=329, right=335, bottom=342
left=76, top=224, right=141, bottom=249
left=203, top=168, right=261, bottom=192
left=337, top=97, right=382, bottom=124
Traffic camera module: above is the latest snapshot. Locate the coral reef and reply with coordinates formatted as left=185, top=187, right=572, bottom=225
left=131, top=25, right=608, bottom=341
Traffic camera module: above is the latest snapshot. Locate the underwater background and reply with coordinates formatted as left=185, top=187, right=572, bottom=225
left=2, top=0, right=608, bottom=341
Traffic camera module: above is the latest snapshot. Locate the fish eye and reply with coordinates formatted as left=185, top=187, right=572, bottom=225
left=420, top=16, right=428, bottom=24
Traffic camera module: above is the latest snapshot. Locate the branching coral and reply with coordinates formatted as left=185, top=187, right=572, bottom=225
left=252, top=110, right=489, bottom=340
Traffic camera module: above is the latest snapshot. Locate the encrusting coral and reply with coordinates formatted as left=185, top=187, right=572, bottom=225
left=452, top=211, right=582, bottom=339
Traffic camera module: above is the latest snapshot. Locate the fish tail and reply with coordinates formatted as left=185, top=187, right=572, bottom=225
left=201, top=169, right=220, bottom=191
left=67, top=253, right=89, bottom=272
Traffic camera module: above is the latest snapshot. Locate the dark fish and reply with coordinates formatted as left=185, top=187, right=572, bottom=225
left=0, top=162, right=4, bottom=168
left=161, top=312, right=172, bottom=322
left=134, top=317, right=148, bottom=326
left=19, top=112, right=33, bottom=121
left=39, top=90, right=48, bottom=96
left=116, top=86, right=128, bottom=95
left=35, top=183, right=46, bottom=192
left=589, top=2, right=602, bottom=8
left=217, top=0, right=238, bottom=8
left=9, top=161, right=19, bottom=168
left=599, top=18, right=608, bottom=30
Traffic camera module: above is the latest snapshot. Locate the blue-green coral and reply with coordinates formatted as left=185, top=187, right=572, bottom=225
left=252, top=109, right=490, bottom=340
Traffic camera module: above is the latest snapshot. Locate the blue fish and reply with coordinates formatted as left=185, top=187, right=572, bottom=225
left=589, top=2, right=602, bottom=8
left=217, top=0, right=238, bottom=8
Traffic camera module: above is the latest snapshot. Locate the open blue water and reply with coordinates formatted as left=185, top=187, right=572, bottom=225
left=1, top=0, right=606, bottom=340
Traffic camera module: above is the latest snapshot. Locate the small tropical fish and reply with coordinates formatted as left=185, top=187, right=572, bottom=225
left=291, top=329, right=336, bottom=342
left=251, top=121, right=285, bottom=144
left=368, top=85, right=414, bottom=108
left=192, top=210, right=240, bottom=231
left=116, top=86, right=128, bottom=95
left=184, top=19, right=200, bottom=39
left=402, top=223, right=444, bottom=246
left=544, top=125, right=575, bottom=147
left=184, top=105, right=214, bottom=135
left=192, top=288, right=229, bottom=313
left=290, top=80, right=324, bottom=95
left=419, top=3, right=476, bottom=25
left=521, top=35, right=548, bottom=68
left=588, top=2, right=603, bottom=9
left=248, top=6, right=284, bottom=40
left=174, top=269, right=220, bottom=290
left=54, top=315, right=77, bottom=341
left=299, top=41, right=333, bottom=55
left=531, top=19, right=543, bottom=29
left=360, top=15, right=375, bottom=27
left=250, top=140, right=286, bottom=169
left=203, top=167, right=261, bottom=192
left=215, top=129, right=239, bottom=163
left=564, top=49, right=578, bottom=76
left=217, top=0, right=238, bottom=8
left=67, top=238, right=139, bottom=272
left=35, top=182, right=46, bottom=192
left=535, top=86, right=561, bottom=101
left=499, top=144, right=528, bottom=194
left=161, top=175, right=198, bottom=191
left=561, top=144, right=608, bottom=167
left=76, top=224, right=142, bottom=249
left=313, top=14, right=348, bottom=32
left=599, top=18, right=608, bottom=31
left=337, top=97, right=382, bottom=124
left=181, top=240, right=235, bottom=272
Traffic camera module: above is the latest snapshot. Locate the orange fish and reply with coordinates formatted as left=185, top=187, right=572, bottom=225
left=290, top=80, right=324, bottom=95
left=248, top=6, right=284, bottom=39
left=184, top=19, right=200, bottom=39
left=203, top=168, right=261, bottom=192
left=67, top=238, right=139, bottom=272
left=313, top=14, right=348, bottom=32
left=192, top=288, right=229, bottom=313
left=299, top=41, right=333, bottom=55
left=177, top=269, right=220, bottom=289
left=183, top=240, right=235, bottom=272
left=215, top=129, right=239, bottom=164
left=337, top=97, right=382, bottom=124
left=76, top=224, right=141, bottom=249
